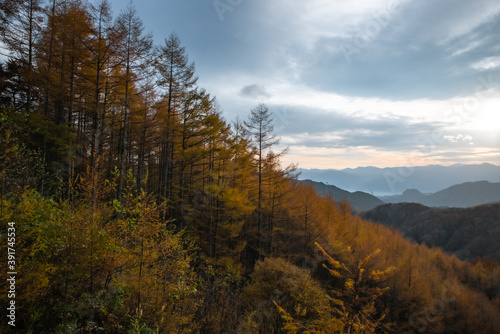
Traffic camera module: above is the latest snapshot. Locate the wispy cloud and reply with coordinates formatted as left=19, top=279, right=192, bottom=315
left=240, top=84, right=272, bottom=99
left=472, top=56, right=500, bottom=70
left=110, top=0, right=500, bottom=168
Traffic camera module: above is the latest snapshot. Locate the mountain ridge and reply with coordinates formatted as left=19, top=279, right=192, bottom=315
left=298, top=163, right=500, bottom=196
left=362, top=202, right=500, bottom=263
left=380, top=180, right=500, bottom=208
left=300, top=179, right=384, bottom=212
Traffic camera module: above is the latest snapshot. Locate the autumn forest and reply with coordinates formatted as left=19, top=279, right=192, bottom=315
left=1, top=0, right=500, bottom=333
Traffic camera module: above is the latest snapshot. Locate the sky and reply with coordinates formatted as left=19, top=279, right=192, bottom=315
left=109, top=0, right=500, bottom=169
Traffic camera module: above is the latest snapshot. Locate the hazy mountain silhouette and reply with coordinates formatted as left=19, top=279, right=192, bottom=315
left=301, top=180, right=384, bottom=212
left=380, top=181, right=500, bottom=208
left=298, top=163, right=500, bottom=196
left=362, top=202, right=500, bottom=263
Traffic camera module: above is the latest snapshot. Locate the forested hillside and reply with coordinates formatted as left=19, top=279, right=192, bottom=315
left=380, top=181, right=500, bottom=208
left=363, top=202, right=500, bottom=263
left=1, top=1, right=500, bottom=333
left=301, top=179, right=384, bottom=211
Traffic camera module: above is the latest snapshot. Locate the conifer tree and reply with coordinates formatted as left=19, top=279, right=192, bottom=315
left=1, top=0, right=44, bottom=111
left=115, top=3, right=153, bottom=196
left=244, top=103, right=279, bottom=257
left=84, top=0, right=118, bottom=166
left=155, top=32, right=198, bottom=215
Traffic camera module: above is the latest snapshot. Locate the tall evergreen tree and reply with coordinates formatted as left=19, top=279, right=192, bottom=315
left=155, top=32, right=198, bottom=216
left=84, top=0, right=117, bottom=165
left=115, top=2, right=152, bottom=196
left=244, top=103, right=279, bottom=257
left=1, top=0, right=44, bottom=111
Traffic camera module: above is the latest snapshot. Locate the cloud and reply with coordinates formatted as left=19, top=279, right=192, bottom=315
left=114, top=0, right=500, bottom=168
left=242, top=0, right=500, bottom=100
left=444, top=134, right=474, bottom=144
left=239, top=84, right=272, bottom=99
left=279, top=117, right=444, bottom=151
left=472, top=56, right=500, bottom=70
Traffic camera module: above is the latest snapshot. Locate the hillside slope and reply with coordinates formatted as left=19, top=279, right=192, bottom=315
left=362, top=202, right=500, bottom=262
left=380, top=181, right=500, bottom=208
left=301, top=179, right=384, bottom=211
left=298, top=163, right=500, bottom=195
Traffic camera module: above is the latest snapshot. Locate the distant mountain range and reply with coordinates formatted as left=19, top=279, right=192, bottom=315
left=362, top=202, right=500, bottom=263
left=380, top=181, right=500, bottom=208
left=301, top=180, right=384, bottom=212
left=298, top=163, right=500, bottom=196
left=304, top=179, right=500, bottom=211
left=302, top=164, right=500, bottom=264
